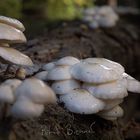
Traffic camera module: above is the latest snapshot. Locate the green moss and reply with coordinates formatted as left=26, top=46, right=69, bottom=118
left=0, top=0, right=22, bottom=18
left=46, top=0, right=93, bottom=21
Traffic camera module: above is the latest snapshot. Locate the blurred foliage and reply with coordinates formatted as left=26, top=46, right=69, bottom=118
left=0, top=0, right=22, bottom=18
left=0, top=0, right=93, bottom=20
left=46, top=0, right=93, bottom=20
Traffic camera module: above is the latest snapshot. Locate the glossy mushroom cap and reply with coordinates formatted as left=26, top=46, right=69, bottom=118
left=60, top=89, right=105, bottom=114
left=0, top=16, right=25, bottom=32
left=0, top=23, right=26, bottom=44
left=52, top=79, right=81, bottom=95
left=47, top=66, right=72, bottom=80
left=82, top=80, right=128, bottom=99
left=0, top=46, right=33, bottom=66
left=70, top=61, right=121, bottom=83
left=55, top=56, right=80, bottom=66
left=82, top=58, right=124, bottom=75
left=15, top=78, right=57, bottom=104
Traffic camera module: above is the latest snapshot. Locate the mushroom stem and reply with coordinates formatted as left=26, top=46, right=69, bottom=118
left=1, top=103, right=9, bottom=120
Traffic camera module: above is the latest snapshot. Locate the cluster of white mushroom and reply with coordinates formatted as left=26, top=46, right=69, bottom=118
left=0, top=16, right=33, bottom=72
left=0, top=78, right=57, bottom=119
left=83, top=6, right=119, bottom=29
left=37, top=56, right=140, bottom=121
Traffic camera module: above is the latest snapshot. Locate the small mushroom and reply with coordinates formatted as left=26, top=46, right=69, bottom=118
left=60, top=89, right=105, bottom=114
left=98, top=106, right=123, bottom=120
left=0, top=16, right=25, bottom=31
left=70, top=61, right=121, bottom=83
left=15, top=78, right=57, bottom=104
left=47, top=66, right=72, bottom=80
left=82, top=80, right=128, bottom=99
left=11, top=99, right=44, bottom=119
left=52, top=79, right=81, bottom=95
left=0, top=46, right=33, bottom=66
left=0, top=23, right=26, bottom=44
left=55, top=56, right=80, bottom=66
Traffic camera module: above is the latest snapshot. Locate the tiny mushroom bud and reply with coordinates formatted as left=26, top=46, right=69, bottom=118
left=16, top=67, right=26, bottom=80
left=60, top=89, right=105, bottom=114
left=0, top=46, right=33, bottom=66
left=52, top=79, right=81, bottom=95
left=42, top=62, right=56, bottom=71
left=0, top=16, right=25, bottom=32
left=82, top=80, right=128, bottom=99
left=11, top=99, right=44, bottom=119
left=34, top=71, right=48, bottom=81
left=0, top=85, right=14, bottom=103
left=55, top=56, right=80, bottom=66
left=47, top=66, right=72, bottom=80
left=15, top=78, right=57, bottom=104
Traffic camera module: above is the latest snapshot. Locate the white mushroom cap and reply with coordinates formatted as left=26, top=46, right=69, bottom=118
left=82, top=58, right=124, bottom=75
left=60, top=89, right=105, bottom=114
left=123, top=73, right=140, bottom=93
left=55, top=56, right=80, bottom=66
left=98, top=106, right=124, bottom=119
left=42, top=62, right=56, bottom=71
left=47, top=66, right=72, bottom=80
left=0, top=16, right=25, bottom=32
left=82, top=80, right=128, bottom=99
left=52, top=79, right=81, bottom=95
left=34, top=71, right=48, bottom=81
left=0, top=85, right=14, bottom=103
left=70, top=62, right=121, bottom=83
left=2, top=79, right=22, bottom=92
left=10, top=99, right=44, bottom=119
left=103, top=98, right=123, bottom=110
left=15, top=78, right=57, bottom=104
left=0, top=46, right=33, bottom=66
left=0, top=23, right=26, bottom=44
